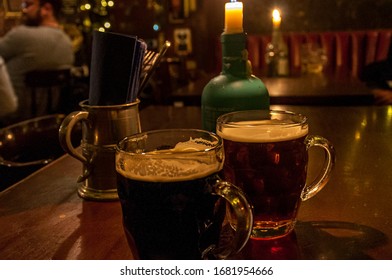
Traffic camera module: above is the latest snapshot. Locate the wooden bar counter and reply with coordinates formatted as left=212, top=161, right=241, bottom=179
left=170, top=73, right=374, bottom=106
left=1, top=105, right=391, bottom=260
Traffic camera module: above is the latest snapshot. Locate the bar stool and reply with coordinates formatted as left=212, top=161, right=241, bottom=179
left=24, top=68, right=71, bottom=116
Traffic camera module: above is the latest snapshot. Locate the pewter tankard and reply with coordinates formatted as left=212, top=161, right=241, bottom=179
left=59, top=99, right=141, bottom=201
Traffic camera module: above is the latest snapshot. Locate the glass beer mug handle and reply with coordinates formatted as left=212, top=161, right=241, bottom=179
left=301, top=135, right=336, bottom=201
left=59, top=111, right=89, bottom=164
left=207, top=180, right=253, bottom=259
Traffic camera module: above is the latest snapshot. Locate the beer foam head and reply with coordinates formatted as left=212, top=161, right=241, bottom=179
left=116, top=138, right=222, bottom=182
left=170, top=138, right=213, bottom=152
left=218, top=120, right=308, bottom=143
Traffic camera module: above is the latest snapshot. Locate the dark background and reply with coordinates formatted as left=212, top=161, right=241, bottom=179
left=109, top=0, right=392, bottom=73
left=1, top=0, right=391, bottom=74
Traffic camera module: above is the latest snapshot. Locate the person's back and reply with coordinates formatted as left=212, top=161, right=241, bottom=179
left=0, top=25, right=74, bottom=91
left=0, top=0, right=74, bottom=120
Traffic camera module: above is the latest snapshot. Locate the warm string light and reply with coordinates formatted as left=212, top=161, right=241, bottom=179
left=80, top=1, right=115, bottom=31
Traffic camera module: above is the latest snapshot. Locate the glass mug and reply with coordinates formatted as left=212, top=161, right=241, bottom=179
left=115, top=129, right=253, bottom=259
left=216, top=110, right=335, bottom=239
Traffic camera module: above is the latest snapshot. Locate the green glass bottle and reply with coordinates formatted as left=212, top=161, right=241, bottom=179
left=201, top=32, right=270, bottom=132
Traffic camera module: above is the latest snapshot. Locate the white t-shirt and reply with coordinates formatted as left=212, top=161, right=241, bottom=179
left=0, top=57, right=17, bottom=118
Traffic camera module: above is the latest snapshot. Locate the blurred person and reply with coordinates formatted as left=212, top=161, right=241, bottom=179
left=0, top=0, right=74, bottom=120
left=0, top=57, right=18, bottom=122
left=361, top=43, right=392, bottom=104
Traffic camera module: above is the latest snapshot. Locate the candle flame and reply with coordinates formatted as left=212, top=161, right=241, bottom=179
left=272, top=9, right=281, bottom=21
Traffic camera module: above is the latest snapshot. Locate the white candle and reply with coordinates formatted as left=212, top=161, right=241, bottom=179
left=224, top=1, right=244, bottom=34
left=272, top=9, right=281, bottom=30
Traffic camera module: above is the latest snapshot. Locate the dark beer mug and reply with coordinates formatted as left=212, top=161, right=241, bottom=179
left=217, top=110, right=335, bottom=239
left=115, top=129, right=254, bottom=259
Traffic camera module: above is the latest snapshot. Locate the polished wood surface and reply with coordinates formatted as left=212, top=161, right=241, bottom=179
left=171, top=73, right=374, bottom=106
left=264, top=74, right=374, bottom=105
left=1, top=105, right=391, bottom=259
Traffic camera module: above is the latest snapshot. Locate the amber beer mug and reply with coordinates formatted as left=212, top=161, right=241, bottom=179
left=217, top=110, right=335, bottom=239
left=115, top=129, right=253, bottom=259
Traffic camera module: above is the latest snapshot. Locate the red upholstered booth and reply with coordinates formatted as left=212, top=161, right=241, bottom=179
left=215, top=29, right=392, bottom=79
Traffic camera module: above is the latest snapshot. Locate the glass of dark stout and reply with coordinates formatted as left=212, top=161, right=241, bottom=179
left=115, top=129, right=254, bottom=259
left=217, top=110, right=335, bottom=240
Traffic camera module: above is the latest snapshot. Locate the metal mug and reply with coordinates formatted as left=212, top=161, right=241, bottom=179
left=59, top=99, right=141, bottom=201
